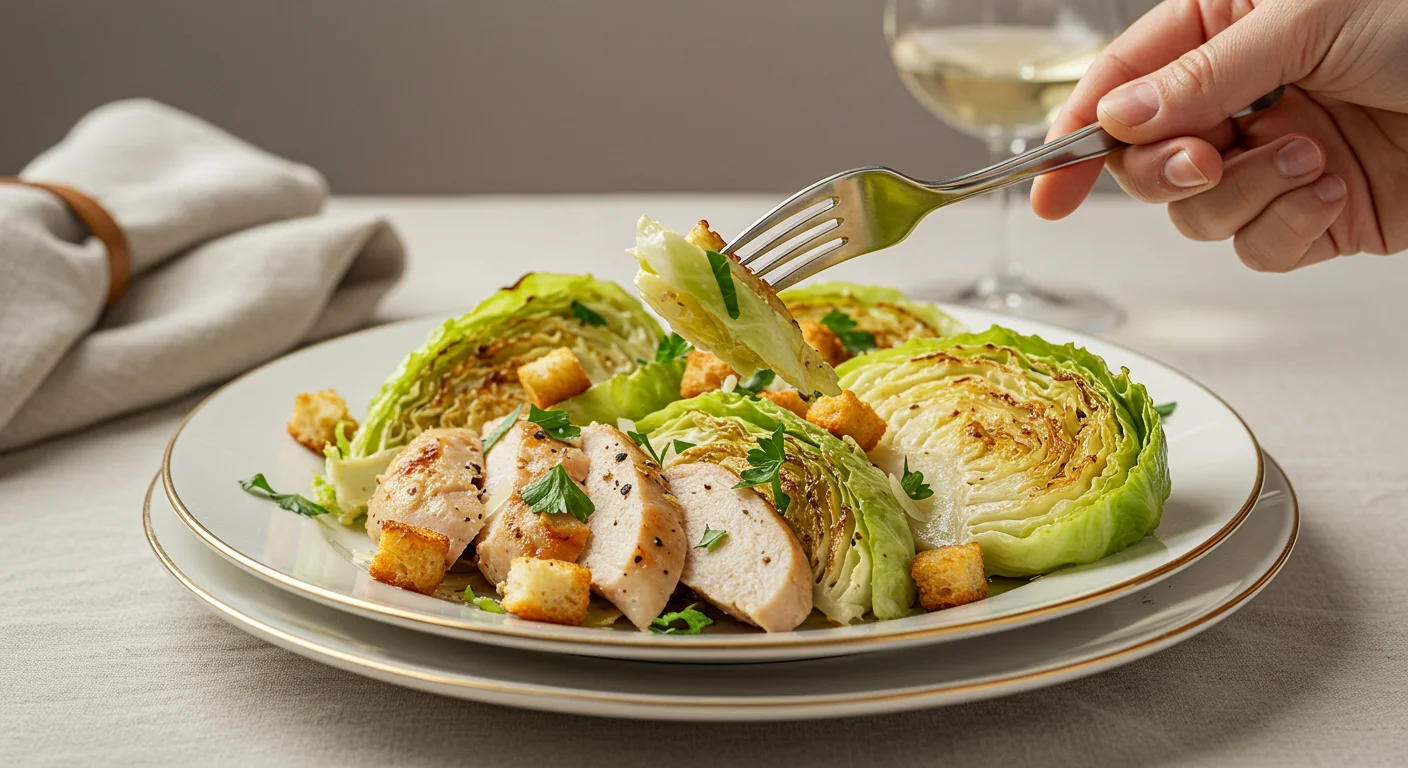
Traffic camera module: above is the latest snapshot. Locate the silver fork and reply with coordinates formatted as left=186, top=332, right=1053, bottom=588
left=728, top=87, right=1285, bottom=291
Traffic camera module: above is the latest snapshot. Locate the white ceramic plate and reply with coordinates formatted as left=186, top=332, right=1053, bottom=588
left=146, top=454, right=1295, bottom=721
left=163, top=305, right=1262, bottom=662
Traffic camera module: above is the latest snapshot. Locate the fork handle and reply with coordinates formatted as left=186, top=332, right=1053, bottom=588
left=939, top=86, right=1287, bottom=200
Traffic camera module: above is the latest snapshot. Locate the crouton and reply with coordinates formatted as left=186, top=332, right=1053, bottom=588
left=286, top=388, right=357, bottom=454
left=685, top=220, right=728, bottom=252
left=911, top=543, right=988, bottom=611
left=369, top=520, right=451, bottom=595
left=500, top=556, right=592, bottom=626
left=680, top=350, right=738, bottom=398
left=762, top=390, right=810, bottom=419
left=799, top=320, right=848, bottom=367
left=517, top=347, right=592, bottom=408
left=807, top=390, right=887, bottom=452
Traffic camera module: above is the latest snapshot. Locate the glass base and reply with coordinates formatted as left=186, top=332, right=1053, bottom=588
left=936, top=274, right=1124, bottom=334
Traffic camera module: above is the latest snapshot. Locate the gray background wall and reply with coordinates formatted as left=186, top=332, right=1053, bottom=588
left=0, top=0, right=1154, bottom=194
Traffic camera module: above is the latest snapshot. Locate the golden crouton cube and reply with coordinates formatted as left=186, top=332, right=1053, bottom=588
left=517, top=347, right=592, bottom=408
left=911, top=542, right=988, bottom=611
left=762, top=390, right=810, bottom=420
left=369, top=520, right=451, bottom=595
left=685, top=220, right=728, bottom=252
left=680, top=350, right=738, bottom=399
left=500, top=557, right=592, bottom=626
left=799, top=320, right=848, bottom=367
left=287, top=388, right=357, bottom=454
left=807, top=389, right=887, bottom=452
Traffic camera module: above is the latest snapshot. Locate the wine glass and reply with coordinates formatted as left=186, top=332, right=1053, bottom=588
left=885, top=0, right=1124, bottom=332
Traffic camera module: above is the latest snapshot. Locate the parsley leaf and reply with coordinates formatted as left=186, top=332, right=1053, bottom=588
left=527, top=404, right=580, bottom=441
left=627, top=430, right=664, bottom=464
left=520, top=463, right=595, bottom=522
left=734, top=369, right=775, bottom=398
left=900, top=458, right=934, bottom=501
left=655, top=332, right=693, bottom=362
left=733, top=423, right=791, bottom=514
left=570, top=299, right=607, bottom=326
left=649, top=603, right=715, bottom=635
left=467, top=593, right=506, bottom=614
left=705, top=250, right=740, bottom=320
left=695, top=525, right=728, bottom=551
left=672, top=439, right=696, bottom=456
left=483, top=404, right=523, bottom=452
left=1154, top=401, right=1177, bottom=418
left=820, top=309, right=877, bottom=355
left=238, top=473, right=329, bottom=517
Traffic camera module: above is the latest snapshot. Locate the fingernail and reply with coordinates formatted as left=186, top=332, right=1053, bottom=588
left=1163, top=150, right=1209, bottom=188
left=1313, top=174, right=1346, bottom=202
left=1100, top=82, right=1160, bottom=126
left=1275, top=138, right=1322, bottom=177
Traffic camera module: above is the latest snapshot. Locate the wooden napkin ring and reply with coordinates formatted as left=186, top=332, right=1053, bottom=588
left=0, top=177, right=132, bottom=308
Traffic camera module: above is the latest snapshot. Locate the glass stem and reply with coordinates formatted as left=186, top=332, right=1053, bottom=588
left=983, top=136, right=1027, bottom=295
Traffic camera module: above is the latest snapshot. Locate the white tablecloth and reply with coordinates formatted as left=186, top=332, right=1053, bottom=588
left=3, top=196, right=1405, bottom=766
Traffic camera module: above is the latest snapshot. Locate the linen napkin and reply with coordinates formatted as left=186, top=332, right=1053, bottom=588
left=0, top=99, right=405, bottom=452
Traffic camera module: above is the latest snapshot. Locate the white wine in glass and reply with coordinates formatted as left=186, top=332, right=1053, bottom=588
left=886, top=1, right=1124, bottom=332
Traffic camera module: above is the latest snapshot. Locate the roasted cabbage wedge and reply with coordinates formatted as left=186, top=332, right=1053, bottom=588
left=318, top=273, right=661, bottom=520
left=838, top=327, right=1170, bottom=577
left=637, top=392, right=916, bottom=622
left=780, top=281, right=967, bottom=348
left=630, top=216, right=840, bottom=396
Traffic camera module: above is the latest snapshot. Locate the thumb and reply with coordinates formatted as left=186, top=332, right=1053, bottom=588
left=1096, top=2, right=1328, bottom=143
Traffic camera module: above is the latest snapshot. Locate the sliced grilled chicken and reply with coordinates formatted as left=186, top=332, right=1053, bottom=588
left=366, top=428, right=488, bottom=568
left=665, top=462, right=813, bottom=633
left=577, top=424, right=687, bottom=630
left=474, top=420, right=591, bottom=586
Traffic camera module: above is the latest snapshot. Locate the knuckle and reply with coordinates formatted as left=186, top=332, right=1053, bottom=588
left=1233, top=234, right=1286, bottom=272
left=1167, top=47, right=1220, bottom=101
left=1167, top=201, right=1228, bottom=242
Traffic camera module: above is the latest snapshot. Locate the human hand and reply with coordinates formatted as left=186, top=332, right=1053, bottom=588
left=1030, top=0, right=1408, bottom=272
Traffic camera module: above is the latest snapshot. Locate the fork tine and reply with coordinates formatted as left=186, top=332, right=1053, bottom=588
left=767, top=237, right=855, bottom=291
left=752, top=220, right=844, bottom=277
left=733, top=196, right=839, bottom=266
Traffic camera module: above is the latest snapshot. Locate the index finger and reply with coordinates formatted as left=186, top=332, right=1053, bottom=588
left=1031, top=0, right=1212, bottom=219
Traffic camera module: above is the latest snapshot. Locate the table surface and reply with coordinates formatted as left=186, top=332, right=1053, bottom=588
left=3, top=196, right=1405, bottom=766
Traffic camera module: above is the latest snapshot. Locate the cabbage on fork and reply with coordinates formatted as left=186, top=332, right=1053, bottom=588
left=838, top=327, right=1171, bottom=577
left=317, top=273, right=661, bottom=520
left=630, top=216, right=841, bottom=397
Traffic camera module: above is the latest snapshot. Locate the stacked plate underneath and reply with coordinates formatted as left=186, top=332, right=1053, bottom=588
left=148, top=308, right=1294, bottom=721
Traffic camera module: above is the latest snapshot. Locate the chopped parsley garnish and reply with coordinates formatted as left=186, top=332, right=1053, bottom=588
left=521, top=463, right=595, bottom=522
left=900, top=458, right=934, bottom=501
left=649, top=603, right=715, bottom=635
left=706, top=250, right=740, bottom=320
left=735, top=369, right=776, bottom=397
left=1154, top=401, right=1177, bottom=418
left=527, top=404, right=580, bottom=441
left=483, top=404, right=523, bottom=452
left=238, top=474, right=329, bottom=517
left=467, top=593, right=506, bottom=614
left=627, top=430, right=664, bottom=464
left=570, top=299, right=607, bottom=326
left=655, top=332, right=693, bottom=362
left=695, top=525, right=728, bottom=551
left=733, top=423, right=791, bottom=514
left=820, top=309, right=877, bottom=355
left=672, top=439, right=696, bottom=456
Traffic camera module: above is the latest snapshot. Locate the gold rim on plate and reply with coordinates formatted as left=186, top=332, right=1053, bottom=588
left=161, top=314, right=1265, bottom=650
left=144, top=458, right=1297, bottom=709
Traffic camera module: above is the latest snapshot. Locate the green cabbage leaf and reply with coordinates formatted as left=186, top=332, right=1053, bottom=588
left=555, top=358, right=686, bottom=426
left=780, top=281, right=967, bottom=347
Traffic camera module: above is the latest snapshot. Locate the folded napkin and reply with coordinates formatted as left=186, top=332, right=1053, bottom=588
left=0, top=99, right=405, bottom=452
